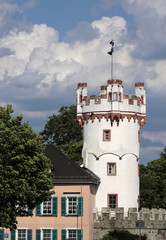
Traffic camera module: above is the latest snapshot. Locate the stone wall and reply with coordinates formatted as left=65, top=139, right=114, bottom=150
left=93, top=208, right=166, bottom=240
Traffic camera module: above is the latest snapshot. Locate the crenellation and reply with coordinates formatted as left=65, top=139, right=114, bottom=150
left=100, top=95, right=107, bottom=99
left=77, top=80, right=146, bottom=125
left=107, top=79, right=123, bottom=85
left=100, top=85, right=107, bottom=90
left=93, top=208, right=166, bottom=240
left=123, top=94, right=129, bottom=99
left=77, top=82, right=87, bottom=88
left=100, top=85, right=107, bottom=96
left=135, top=82, right=144, bottom=87
left=94, top=207, right=166, bottom=222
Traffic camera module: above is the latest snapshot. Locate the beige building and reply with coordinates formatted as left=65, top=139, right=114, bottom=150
left=2, top=145, right=99, bottom=240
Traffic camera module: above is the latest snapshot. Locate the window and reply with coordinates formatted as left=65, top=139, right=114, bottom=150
left=103, top=130, right=111, bottom=141
left=108, top=194, right=118, bottom=209
left=36, top=197, right=57, bottom=216
left=119, top=92, right=121, bottom=101
left=16, top=205, right=33, bottom=216
left=43, top=199, right=52, bottom=215
left=61, top=229, right=82, bottom=240
left=42, top=230, right=51, bottom=240
left=11, top=229, right=32, bottom=240
left=61, top=196, right=83, bottom=216
left=138, top=130, right=140, bottom=143
left=17, top=230, right=26, bottom=240
left=67, top=197, right=77, bottom=215
left=113, top=92, right=118, bottom=101
left=36, top=229, right=57, bottom=240
left=68, top=229, right=77, bottom=239
left=79, top=94, right=82, bottom=103
left=108, top=92, right=112, bottom=101
left=107, top=163, right=116, bottom=176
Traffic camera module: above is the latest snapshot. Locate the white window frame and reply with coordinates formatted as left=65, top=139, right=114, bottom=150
left=41, top=228, right=52, bottom=240
left=66, top=195, right=78, bottom=216
left=66, top=228, right=77, bottom=240
left=16, top=229, right=28, bottom=240
left=42, top=199, right=52, bottom=215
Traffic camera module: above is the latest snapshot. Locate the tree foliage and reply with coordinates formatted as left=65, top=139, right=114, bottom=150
left=40, top=105, right=83, bottom=162
left=101, top=228, right=147, bottom=240
left=140, top=146, right=166, bottom=209
left=0, top=105, right=53, bottom=229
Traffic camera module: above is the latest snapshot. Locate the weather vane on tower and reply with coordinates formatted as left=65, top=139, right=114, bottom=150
left=108, top=40, right=114, bottom=80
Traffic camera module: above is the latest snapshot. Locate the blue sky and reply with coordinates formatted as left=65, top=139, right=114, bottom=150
left=0, top=0, right=166, bottom=164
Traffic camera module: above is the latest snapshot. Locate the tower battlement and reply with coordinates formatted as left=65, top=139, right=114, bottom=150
left=76, top=79, right=146, bottom=128
left=76, top=79, right=146, bottom=212
left=93, top=208, right=166, bottom=240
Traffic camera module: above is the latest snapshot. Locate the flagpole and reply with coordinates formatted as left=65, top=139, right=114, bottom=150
left=108, top=40, right=114, bottom=80
left=111, top=52, right=113, bottom=80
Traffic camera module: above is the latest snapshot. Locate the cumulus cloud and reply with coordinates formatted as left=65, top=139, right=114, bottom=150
left=0, top=0, right=36, bottom=36
left=0, top=16, right=132, bottom=92
left=142, top=131, right=166, bottom=145
left=0, top=0, right=164, bottom=165
left=0, top=0, right=165, bottom=145
left=0, top=10, right=165, bottom=113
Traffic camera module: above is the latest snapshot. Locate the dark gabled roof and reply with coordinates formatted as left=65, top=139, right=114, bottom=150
left=45, top=145, right=100, bottom=185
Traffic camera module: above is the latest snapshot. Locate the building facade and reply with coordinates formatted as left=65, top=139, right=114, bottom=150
left=76, top=79, right=146, bottom=211
left=1, top=146, right=99, bottom=240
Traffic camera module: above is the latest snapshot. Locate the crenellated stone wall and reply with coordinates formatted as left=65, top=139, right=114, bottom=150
left=93, top=208, right=166, bottom=240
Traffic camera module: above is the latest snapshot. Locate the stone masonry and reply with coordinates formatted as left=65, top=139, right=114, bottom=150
left=93, top=208, right=166, bottom=240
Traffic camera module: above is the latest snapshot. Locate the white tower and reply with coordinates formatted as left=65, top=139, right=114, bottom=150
left=76, top=80, right=146, bottom=211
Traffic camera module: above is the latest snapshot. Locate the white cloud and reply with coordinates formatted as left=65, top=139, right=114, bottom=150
left=0, top=16, right=132, bottom=91
left=0, top=12, right=165, bottom=102
left=140, top=145, right=163, bottom=163
left=125, top=0, right=166, bottom=18
left=22, top=110, right=53, bottom=119
left=145, top=60, right=166, bottom=91
left=0, top=0, right=165, bottom=129
left=142, top=131, right=166, bottom=145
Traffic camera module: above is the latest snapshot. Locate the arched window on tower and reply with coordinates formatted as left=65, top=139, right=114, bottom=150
left=109, top=92, right=112, bottom=101
left=119, top=92, right=121, bottom=101
left=113, top=92, right=118, bottom=101
left=79, top=94, right=82, bottom=103
left=141, top=95, right=144, bottom=104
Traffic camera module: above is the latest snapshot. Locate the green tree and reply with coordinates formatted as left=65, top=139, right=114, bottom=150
left=40, top=105, right=83, bottom=162
left=101, top=228, right=147, bottom=240
left=140, top=146, right=166, bottom=209
left=0, top=105, right=53, bottom=229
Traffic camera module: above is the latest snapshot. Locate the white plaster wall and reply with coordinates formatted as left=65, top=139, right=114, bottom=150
left=83, top=117, right=140, bottom=155
left=82, top=117, right=140, bottom=211
left=79, top=98, right=144, bottom=115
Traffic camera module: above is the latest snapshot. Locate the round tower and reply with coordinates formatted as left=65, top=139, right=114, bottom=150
left=76, top=80, right=146, bottom=212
